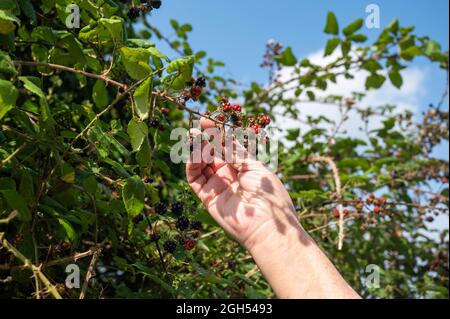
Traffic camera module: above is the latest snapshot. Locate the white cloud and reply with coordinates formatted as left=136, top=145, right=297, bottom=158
left=272, top=49, right=428, bottom=142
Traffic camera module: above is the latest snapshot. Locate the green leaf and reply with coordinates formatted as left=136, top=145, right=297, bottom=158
left=0, top=79, right=18, bottom=119
left=277, top=47, right=297, bottom=66
left=362, top=59, right=382, bottom=73
left=324, top=38, right=340, bottom=56
left=133, top=77, right=152, bottom=120
left=119, top=47, right=152, bottom=81
left=127, top=118, right=148, bottom=151
left=348, top=34, right=367, bottom=43
left=18, top=0, right=37, bottom=24
left=341, top=40, right=351, bottom=56
left=166, top=56, right=195, bottom=90
left=400, top=46, right=422, bottom=61
left=92, top=80, right=109, bottom=108
left=343, top=19, right=364, bottom=36
left=122, top=176, right=145, bottom=218
left=148, top=47, right=170, bottom=62
left=0, top=50, right=17, bottom=75
left=366, top=74, right=386, bottom=90
left=58, top=219, right=78, bottom=242
left=386, top=18, right=399, bottom=34
left=424, top=40, right=441, bottom=57
left=0, top=10, right=20, bottom=34
left=0, top=190, right=31, bottom=221
left=18, top=76, right=45, bottom=98
left=388, top=70, right=403, bottom=88
left=324, top=12, right=339, bottom=35
left=136, top=137, right=151, bottom=168
left=0, top=0, right=16, bottom=10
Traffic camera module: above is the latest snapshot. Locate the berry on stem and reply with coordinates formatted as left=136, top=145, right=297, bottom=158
left=163, top=240, right=177, bottom=253
left=183, top=239, right=196, bottom=250
left=176, top=215, right=190, bottom=231
left=154, top=202, right=167, bottom=215
left=171, top=201, right=184, bottom=215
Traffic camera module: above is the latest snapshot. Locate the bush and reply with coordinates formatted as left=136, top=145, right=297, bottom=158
left=0, top=1, right=448, bottom=298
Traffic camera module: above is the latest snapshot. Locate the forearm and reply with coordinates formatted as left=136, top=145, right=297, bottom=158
left=247, top=218, right=360, bottom=299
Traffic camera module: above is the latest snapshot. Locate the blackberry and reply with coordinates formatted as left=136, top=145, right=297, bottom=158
left=150, top=0, right=162, bottom=9
left=190, top=220, right=202, bottom=231
left=163, top=240, right=177, bottom=253
left=151, top=233, right=160, bottom=242
left=176, top=215, right=190, bottom=231
left=171, top=201, right=184, bottom=215
left=154, top=202, right=167, bottom=215
left=195, top=77, right=207, bottom=88
left=127, top=7, right=140, bottom=20
left=134, top=214, right=144, bottom=223
left=149, top=116, right=161, bottom=128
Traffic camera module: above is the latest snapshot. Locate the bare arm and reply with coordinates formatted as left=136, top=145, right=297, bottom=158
left=186, top=118, right=360, bottom=299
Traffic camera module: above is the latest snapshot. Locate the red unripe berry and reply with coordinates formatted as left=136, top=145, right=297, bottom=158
left=378, top=197, right=387, bottom=205
left=332, top=209, right=340, bottom=218
left=263, top=115, right=271, bottom=126
left=251, top=124, right=261, bottom=134
left=374, top=206, right=381, bottom=214
left=217, top=114, right=225, bottom=122
left=233, top=104, right=242, bottom=112
left=183, top=239, right=196, bottom=250
left=368, top=194, right=375, bottom=199
left=191, top=86, right=202, bottom=99
left=160, top=107, right=170, bottom=116
left=442, top=177, right=448, bottom=184
left=223, top=103, right=233, bottom=112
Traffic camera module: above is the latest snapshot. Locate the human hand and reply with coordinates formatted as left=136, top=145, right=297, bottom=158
left=186, top=118, right=300, bottom=251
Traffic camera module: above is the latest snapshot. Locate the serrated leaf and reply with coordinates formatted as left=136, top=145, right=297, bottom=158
left=92, top=79, right=109, bottom=108
left=166, top=56, right=195, bottom=90
left=119, top=47, right=152, bottom=81
left=127, top=118, right=148, bottom=151
left=388, top=70, right=403, bottom=88
left=122, top=176, right=145, bottom=218
left=133, top=77, right=152, bottom=120
left=343, top=19, right=364, bottom=36
left=19, top=76, right=45, bottom=98
left=0, top=79, right=18, bottom=119
left=324, top=12, right=339, bottom=35
left=324, top=38, right=340, bottom=56
left=277, top=47, right=297, bottom=66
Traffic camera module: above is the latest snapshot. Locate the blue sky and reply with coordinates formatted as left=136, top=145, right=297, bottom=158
left=145, top=0, right=449, bottom=154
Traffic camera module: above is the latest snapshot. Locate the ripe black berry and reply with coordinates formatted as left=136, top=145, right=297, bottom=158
left=195, top=77, right=207, bottom=88
left=171, top=201, right=184, bottom=215
left=154, top=202, right=167, bottom=215
left=151, top=233, right=160, bottom=242
left=149, top=116, right=161, bottom=128
left=190, top=220, right=202, bottom=231
left=127, top=7, right=140, bottom=20
left=163, top=240, right=177, bottom=253
left=134, top=214, right=144, bottom=223
left=176, top=215, right=190, bottom=231
left=150, top=0, right=162, bottom=9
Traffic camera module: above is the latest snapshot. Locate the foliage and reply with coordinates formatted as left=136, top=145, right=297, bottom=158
left=0, top=2, right=449, bottom=298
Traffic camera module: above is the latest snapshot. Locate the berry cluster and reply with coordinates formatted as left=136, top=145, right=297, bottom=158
left=183, top=77, right=207, bottom=101
left=124, top=0, right=162, bottom=21
left=210, top=97, right=271, bottom=134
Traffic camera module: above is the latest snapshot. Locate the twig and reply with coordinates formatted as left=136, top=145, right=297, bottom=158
left=309, top=156, right=345, bottom=250
left=0, top=233, right=62, bottom=299
left=0, top=211, right=18, bottom=224
left=0, top=143, right=27, bottom=167
left=13, top=60, right=128, bottom=91
left=79, top=249, right=101, bottom=299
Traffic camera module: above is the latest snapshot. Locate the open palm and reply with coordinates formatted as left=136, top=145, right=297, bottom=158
left=186, top=119, right=299, bottom=249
